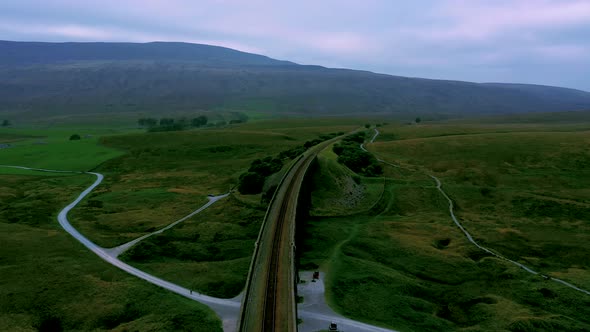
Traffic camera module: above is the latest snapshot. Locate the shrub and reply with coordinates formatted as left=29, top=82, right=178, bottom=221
left=238, top=172, right=265, bottom=194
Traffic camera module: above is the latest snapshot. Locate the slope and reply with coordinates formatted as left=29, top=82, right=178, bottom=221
left=1, top=41, right=590, bottom=121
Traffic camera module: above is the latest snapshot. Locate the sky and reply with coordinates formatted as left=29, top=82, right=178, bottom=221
left=1, top=0, right=590, bottom=91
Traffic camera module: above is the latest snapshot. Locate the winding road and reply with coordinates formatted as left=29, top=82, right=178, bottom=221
left=1, top=164, right=396, bottom=332
left=4, top=126, right=588, bottom=332
left=0, top=165, right=241, bottom=329
left=363, top=129, right=590, bottom=296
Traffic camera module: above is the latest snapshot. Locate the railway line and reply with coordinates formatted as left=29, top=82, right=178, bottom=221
left=238, top=137, right=341, bottom=332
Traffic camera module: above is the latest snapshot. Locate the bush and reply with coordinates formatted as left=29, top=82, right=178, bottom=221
left=332, top=135, right=382, bottom=177
left=69, top=134, right=81, bottom=140
left=248, top=157, right=283, bottom=177
left=238, top=172, right=265, bottom=194
left=343, top=132, right=366, bottom=144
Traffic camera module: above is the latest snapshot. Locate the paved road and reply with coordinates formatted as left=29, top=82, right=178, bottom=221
left=362, top=130, right=590, bottom=296
left=0, top=165, right=241, bottom=329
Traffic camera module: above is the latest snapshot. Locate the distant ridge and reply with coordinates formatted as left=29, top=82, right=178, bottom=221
left=0, top=40, right=295, bottom=66
left=1, top=40, right=590, bottom=120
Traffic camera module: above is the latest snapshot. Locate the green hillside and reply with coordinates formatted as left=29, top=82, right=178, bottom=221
left=1, top=41, right=590, bottom=122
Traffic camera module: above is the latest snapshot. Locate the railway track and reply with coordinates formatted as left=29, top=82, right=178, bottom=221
left=238, top=137, right=342, bottom=332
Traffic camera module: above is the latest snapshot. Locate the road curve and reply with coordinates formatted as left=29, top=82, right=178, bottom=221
left=0, top=164, right=429, bottom=331
left=363, top=130, right=590, bottom=296
left=0, top=165, right=240, bottom=327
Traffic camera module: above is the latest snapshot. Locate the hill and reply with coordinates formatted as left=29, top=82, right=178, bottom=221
left=0, top=40, right=293, bottom=66
left=1, top=41, right=590, bottom=121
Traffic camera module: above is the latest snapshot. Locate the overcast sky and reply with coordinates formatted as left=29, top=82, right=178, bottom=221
left=1, top=0, right=590, bottom=91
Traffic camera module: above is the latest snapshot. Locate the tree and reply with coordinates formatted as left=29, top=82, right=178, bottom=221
left=159, top=118, right=174, bottom=126
left=1, top=120, right=10, bottom=127
left=69, top=134, right=81, bottom=140
left=415, top=117, right=421, bottom=123
left=238, top=172, right=265, bottom=194
left=138, top=118, right=157, bottom=127
left=364, top=123, right=371, bottom=128
left=248, top=157, right=283, bottom=177
left=191, top=115, right=208, bottom=127
left=145, top=118, right=158, bottom=127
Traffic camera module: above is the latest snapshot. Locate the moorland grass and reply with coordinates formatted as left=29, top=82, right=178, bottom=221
left=372, top=129, right=590, bottom=281
left=68, top=120, right=359, bottom=296
left=70, top=127, right=311, bottom=247
left=0, top=173, right=221, bottom=331
left=120, top=196, right=264, bottom=298
left=301, top=122, right=590, bottom=331
left=309, top=145, right=384, bottom=217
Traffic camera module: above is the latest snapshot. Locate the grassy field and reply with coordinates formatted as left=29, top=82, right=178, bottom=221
left=0, top=172, right=221, bottom=331
left=0, top=127, right=130, bottom=172
left=9, top=115, right=586, bottom=331
left=63, top=119, right=360, bottom=299
left=119, top=196, right=264, bottom=298
left=301, top=121, right=590, bottom=331
left=0, top=119, right=361, bottom=330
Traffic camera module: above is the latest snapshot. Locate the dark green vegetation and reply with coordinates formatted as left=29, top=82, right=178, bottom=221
left=307, top=144, right=384, bottom=218
left=237, top=131, right=343, bottom=195
left=142, top=114, right=241, bottom=132
left=238, top=157, right=284, bottom=194
left=301, top=120, right=590, bottom=331
left=0, top=173, right=221, bottom=331
left=2, top=41, right=590, bottom=123
left=333, top=132, right=383, bottom=177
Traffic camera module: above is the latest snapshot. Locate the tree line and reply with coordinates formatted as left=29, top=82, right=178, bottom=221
left=138, top=115, right=250, bottom=132
left=238, top=131, right=344, bottom=196
left=332, top=131, right=383, bottom=177
left=138, top=116, right=209, bottom=132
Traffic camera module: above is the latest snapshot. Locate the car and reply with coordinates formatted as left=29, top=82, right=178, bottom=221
left=329, top=322, right=338, bottom=331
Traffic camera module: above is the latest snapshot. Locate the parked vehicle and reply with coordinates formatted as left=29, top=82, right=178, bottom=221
left=329, top=321, right=339, bottom=331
